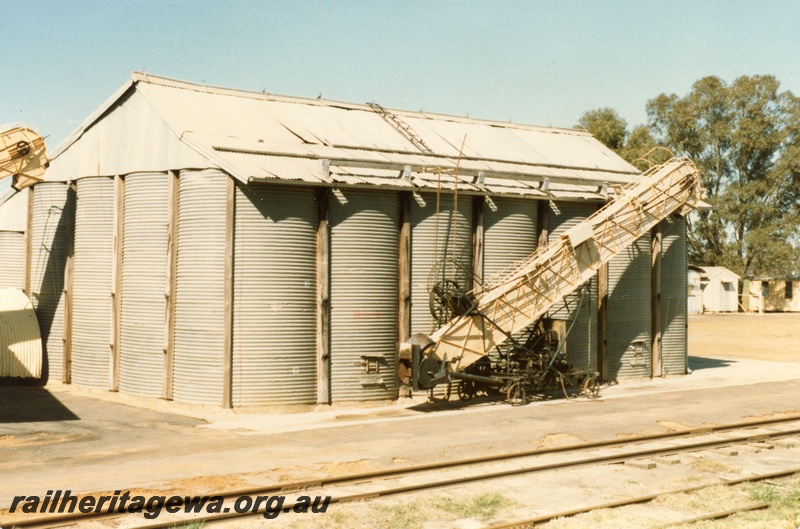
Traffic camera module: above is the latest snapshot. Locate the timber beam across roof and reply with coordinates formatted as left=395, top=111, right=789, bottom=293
left=212, top=145, right=635, bottom=189
left=320, top=159, right=627, bottom=188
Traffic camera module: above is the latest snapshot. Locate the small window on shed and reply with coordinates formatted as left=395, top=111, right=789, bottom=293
left=787, top=281, right=793, bottom=299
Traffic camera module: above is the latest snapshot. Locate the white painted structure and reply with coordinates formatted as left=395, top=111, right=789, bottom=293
left=693, top=266, right=740, bottom=313
left=687, top=267, right=702, bottom=314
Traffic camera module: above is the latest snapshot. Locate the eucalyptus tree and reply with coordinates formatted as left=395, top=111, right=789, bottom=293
left=647, top=75, right=800, bottom=278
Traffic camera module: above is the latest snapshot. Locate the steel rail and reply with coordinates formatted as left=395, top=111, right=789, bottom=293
left=655, top=503, right=769, bottom=529
left=484, top=469, right=795, bottom=529
left=10, top=414, right=800, bottom=529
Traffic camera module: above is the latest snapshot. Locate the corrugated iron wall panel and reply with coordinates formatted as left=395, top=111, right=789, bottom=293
left=0, top=289, right=42, bottom=378
left=71, top=177, right=114, bottom=388
left=232, top=183, right=317, bottom=406
left=410, top=193, right=473, bottom=336
left=661, top=216, right=688, bottom=376
left=607, top=234, right=652, bottom=379
left=548, top=201, right=597, bottom=371
left=119, top=172, right=169, bottom=397
left=329, top=189, right=398, bottom=402
left=47, top=89, right=212, bottom=183
left=29, top=182, right=70, bottom=382
left=482, top=198, right=538, bottom=282
left=0, top=232, right=24, bottom=289
left=0, top=188, right=29, bottom=232
left=173, top=169, right=227, bottom=405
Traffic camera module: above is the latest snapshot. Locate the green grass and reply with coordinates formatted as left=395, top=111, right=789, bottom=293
left=172, top=522, right=205, bottom=529
left=433, top=492, right=516, bottom=521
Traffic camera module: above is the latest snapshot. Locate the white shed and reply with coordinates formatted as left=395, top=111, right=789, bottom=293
left=687, top=266, right=702, bottom=314
left=697, top=266, right=740, bottom=312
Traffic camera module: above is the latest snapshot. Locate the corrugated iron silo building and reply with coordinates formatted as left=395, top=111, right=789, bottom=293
left=26, top=73, right=689, bottom=407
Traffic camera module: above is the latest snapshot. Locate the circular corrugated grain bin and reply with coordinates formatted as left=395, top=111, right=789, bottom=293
left=0, top=288, right=43, bottom=378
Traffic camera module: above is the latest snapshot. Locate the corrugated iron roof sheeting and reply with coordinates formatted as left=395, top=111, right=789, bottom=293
left=47, top=72, right=639, bottom=202
left=136, top=74, right=638, bottom=181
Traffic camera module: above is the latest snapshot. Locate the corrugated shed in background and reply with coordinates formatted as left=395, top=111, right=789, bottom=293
left=172, top=169, right=227, bottom=405
left=232, top=183, right=317, bottom=406
left=71, top=177, right=114, bottom=388
left=329, top=189, right=398, bottom=402
left=119, top=172, right=169, bottom=397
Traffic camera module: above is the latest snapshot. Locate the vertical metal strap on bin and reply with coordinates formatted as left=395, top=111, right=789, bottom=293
left=316, top=188, right=331, bottom=405
left=651, top=222, right=663, bottom=377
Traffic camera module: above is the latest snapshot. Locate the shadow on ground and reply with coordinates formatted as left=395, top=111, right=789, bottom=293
left=408, top=385, right=598, bottom=412
left=688, top=356, right=737, bottom=371
left=0, top=382, right=79, bottom=423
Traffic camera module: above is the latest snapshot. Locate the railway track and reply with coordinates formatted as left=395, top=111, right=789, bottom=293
left=483, top=467, right=796, bottom=529
left=9, top=414, right=800, bottom=529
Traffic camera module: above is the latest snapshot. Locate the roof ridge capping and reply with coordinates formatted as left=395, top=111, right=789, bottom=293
left=130, top=71, right=592, bottom=136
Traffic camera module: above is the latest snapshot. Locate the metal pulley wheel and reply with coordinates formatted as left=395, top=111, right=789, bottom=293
left=16, top=140, right=31, bottom=157
left=426, top=258, right=474, bottom=327
left=417, top=356, right=442, bottom=390
left=429, top=279, right=465, bottom=324
left=506, top=382, right=526, bottom=406
left=582, top=374, right=600, bottom=399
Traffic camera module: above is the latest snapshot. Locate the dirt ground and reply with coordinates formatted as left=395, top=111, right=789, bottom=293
left=689, top=312, right=800, bottom=362
left=3, top=312, right=800, bottom=528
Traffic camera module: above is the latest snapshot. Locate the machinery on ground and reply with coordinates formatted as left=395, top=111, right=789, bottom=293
left=399, top=158, right=702, bottom=405
left=0, top=125, right=49, bottom=207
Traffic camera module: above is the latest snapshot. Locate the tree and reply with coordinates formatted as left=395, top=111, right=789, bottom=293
left=576, top=108, right=627, bottom=151
left=619, top=125, right=671, bottom=172
left=647, top=75, right=800, bottom=278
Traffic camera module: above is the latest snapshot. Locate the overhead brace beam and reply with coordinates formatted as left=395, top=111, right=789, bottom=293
left=322, top=159, right=630, bottom=188
left=212, top=147, right=635, bottom=187
left=212, top=144, right=639, bottom=178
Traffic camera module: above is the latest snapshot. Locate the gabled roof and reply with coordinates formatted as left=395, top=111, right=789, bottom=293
left=48, top=72, right=640, bottom=200
left=690, top=265, right=740, bottom=282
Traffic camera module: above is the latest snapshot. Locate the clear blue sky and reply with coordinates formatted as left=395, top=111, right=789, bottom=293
left=4, top=1, right=799, bottom=149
